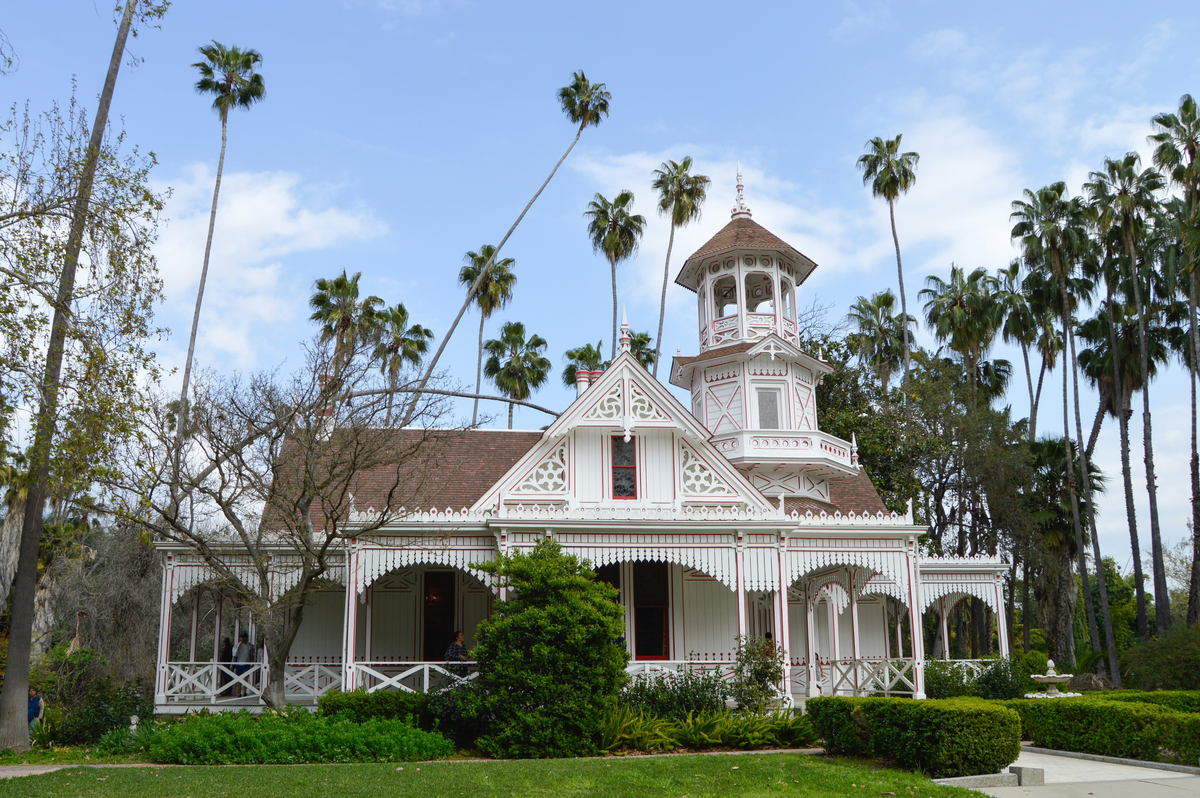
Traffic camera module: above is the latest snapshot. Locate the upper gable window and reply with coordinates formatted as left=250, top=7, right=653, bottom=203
left=757, top=388, right=781, bottom=429
left=612, top=437, right=637, bottom=499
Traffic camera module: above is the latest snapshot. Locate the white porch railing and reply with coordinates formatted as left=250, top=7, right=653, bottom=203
left=936, top=658, right=990, bottom=680
left=796, top=658, right=918, bottom=697
left=353, top=661, right=480, bottom=694
left=624, top=660, right=793, bottom=709
left=160, top=661, right=341, bottom=705
left=283, top=663, right=342, bottom=699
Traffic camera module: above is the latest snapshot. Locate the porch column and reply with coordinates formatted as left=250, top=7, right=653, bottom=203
left=895, top=605, right=904, bottom=658
left=994, top=577, right=1011, bottom=658
left=905, top=539, right=926, bottom=698
left=828, top=598, right=841, bottom=662
left=342, top=541, right=360, bottom=691
left=212, top=592, right=223, bottom=663
left=364, top=587, right=373, bottom=662
left=804, top=595, right=819, bottom=697
left=776, top=533, right=792, bottom=696
left=735, top=532, right=748, bottom=644
left=939, top=599, right=951, bottom=660
left=848, top=586, right=861, bottom=695
left=155, top=557, right=174, bottom=705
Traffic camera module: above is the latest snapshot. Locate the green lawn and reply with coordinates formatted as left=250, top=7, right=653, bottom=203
left=0, top=753, right=977, bottom=797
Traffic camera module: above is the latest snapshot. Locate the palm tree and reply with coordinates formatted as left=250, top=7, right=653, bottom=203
left=920, top=265, right=1002, bottom=404
left=177, top=42, right=266, bottom=444
left=651, top=157, right=710, bottom=377
left=1150, top=95, right=1200, bottom=627
left=998, top=262, right=1040, bottom=438
left=1011, top=183, right=1108, bottom=669
left=846, top=290, right=912, bottom=390
left=372, top=303, right=434, bottom=425
left=584, top=191, right=646, bottom=360
left=1085, top=155, right=1171, bottom=633
left=0, top=0, right=140, bottom=748
left=309, top=270, right=384, bottom=380
left=628, top=331, right=656, bottom=371
left=459, top=245, right=516, bottom=426
left=561, top=341, right=605, bottom=388
left=858, top=135, right=919, bottom=389
left=403, top=71, right=610, bottom=425
left=483, top=322, right=551, bottom=429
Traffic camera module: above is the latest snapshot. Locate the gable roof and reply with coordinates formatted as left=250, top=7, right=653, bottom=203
left=674, top=217, right=819, bottom=290
left=472, top=348, right=777, bottom=513
left=782, top=470, right=889, bottom=517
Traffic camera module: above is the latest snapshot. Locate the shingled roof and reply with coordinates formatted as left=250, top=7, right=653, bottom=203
left=674, top=217, right=819, bottom=291
left=783, top=469, right=889, bottom=517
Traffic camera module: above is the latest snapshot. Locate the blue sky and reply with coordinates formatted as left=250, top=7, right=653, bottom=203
left=5, top=1, right=1199, bottom=577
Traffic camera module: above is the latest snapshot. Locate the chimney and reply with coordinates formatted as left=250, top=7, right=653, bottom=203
left=575, top=367, right=590, bottom=397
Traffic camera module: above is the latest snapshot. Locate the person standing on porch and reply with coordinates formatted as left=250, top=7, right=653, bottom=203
left=233, top=631, right=253, bottom=696
left=218, top=637, right=233, bottom=696
left=444, top=631, right=469, bottom=677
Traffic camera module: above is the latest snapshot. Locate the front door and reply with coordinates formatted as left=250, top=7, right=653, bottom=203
left=422, top=571, right=456, bottom=661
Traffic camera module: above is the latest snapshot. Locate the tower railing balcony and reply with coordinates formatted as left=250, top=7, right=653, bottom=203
left=702, top=315, right=799, bottom=351
left=709, top=429, right=857, bottom=476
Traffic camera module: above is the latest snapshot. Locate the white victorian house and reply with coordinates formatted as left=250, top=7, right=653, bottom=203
left=153, top=174, right=1010, bottom=713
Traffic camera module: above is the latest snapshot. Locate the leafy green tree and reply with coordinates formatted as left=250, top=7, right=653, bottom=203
left=857, top=135, right=919, bottom=389
left=1085, top=156, right=1171, bottom=633
left=0, top=0, right=168, bottom=749
left=584, top=190, right=646, bottom=360
left=472, top=539, right=628, bottom=758
left=177, top=42, right=266, bottom=448
left=650, top=157, right=709, bottom=376
left=308, top=270, right=384, bottom=380
left=846, top=290, right=912, bottom=390
left=561, top=341, right=605, bottom=388
left=372, top=303, right=433, bottom=424
left=483, top=321, right=551, bottom=429
left=1150, top=95, right=1200, bottom=627
left=920, top=265, right=1002, bottom=404
left=404, top=71, right=610, bottom=425
left=459, top=245, right=516, bottom=426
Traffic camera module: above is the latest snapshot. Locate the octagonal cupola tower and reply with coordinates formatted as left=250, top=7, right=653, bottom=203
left=670, top=171, right=859, bottom=505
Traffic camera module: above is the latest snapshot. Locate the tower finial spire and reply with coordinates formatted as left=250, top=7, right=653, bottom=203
left=731, top=164, right=752, bottom=219
left=619, top=307, right=631, bottom=353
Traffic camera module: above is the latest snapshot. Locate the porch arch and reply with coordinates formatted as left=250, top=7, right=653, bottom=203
left=556, top=543, right=739, bottom=590
left=353, top=538, right=497, bottom=595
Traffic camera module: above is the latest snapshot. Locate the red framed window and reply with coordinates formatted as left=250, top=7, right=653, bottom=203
left=612, top=436, right=637, bottom=499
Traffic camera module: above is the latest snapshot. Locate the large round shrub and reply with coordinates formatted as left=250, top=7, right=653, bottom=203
left=472, top=539, right=628, bottom=758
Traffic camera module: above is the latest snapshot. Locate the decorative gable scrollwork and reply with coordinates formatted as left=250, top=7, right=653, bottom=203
left=584, top=384, right=622, bottom=420
left=680, top=442, right=734, bottom=497
left=629, top=383, right=669, bottom=422
left=516, top=441, right=568, bottom=494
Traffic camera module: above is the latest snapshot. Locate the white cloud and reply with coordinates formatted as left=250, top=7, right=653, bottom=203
left=153, top=165, right=387, bottom=371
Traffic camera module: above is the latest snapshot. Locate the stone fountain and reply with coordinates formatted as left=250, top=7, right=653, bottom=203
left=1024, top=659, right=1082, bottom=699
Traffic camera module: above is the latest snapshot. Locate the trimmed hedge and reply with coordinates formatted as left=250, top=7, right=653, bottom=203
left=147, top=708, right=455, bottom=764
left=1101, top=690, right=1200, bottom=715
left=1004, top=697, right=1200, bottom=765
left=318, top=688, right=429, bottom=726
left=806, top=697, right=1021, bottom=778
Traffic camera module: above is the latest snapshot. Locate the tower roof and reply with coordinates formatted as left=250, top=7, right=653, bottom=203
left=673, top=170, right=818, bottom=291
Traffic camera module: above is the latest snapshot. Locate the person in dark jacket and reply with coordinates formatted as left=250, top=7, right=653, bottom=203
left=28, top=687, right=44, bottom=730
left=444, top=631, right=470, bottom=678
left=218, top=637, right=233, bottom=696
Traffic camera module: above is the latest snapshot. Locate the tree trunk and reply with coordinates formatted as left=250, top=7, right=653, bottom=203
left=1069, top=320, right=1121, bottom=684
left=1086, top=398, right=1105, bottom=459
left=1189, top=268, right=1200, bottom=627
left=176, top=109, right=229, bottom=463
left=1021, top=342, right=1035, bottom=436
left=472, top=312, right=485, bottom=426
left=1123, top=227, right=1171, bottom=631
left=507, top=402, right=514, bottom=430
left=888, top=199, right=910, bottom=391
left=1032, top=354, right=1048, bottom=441
left=0, top=495, right=22, bottom=619
left=610, top=252, right=619, bottom=361
left=402, top=119, right=589, bottom=426
left=385, top=368, right=397, bottom=426
left=1022, top=550, right=1031, bottom=655
left=0, top=0, right=137, bottom=750
left=653, top=219, right=676, bottom=378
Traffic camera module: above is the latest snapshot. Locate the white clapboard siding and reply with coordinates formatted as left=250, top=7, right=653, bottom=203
left=680, top=570, right=738, bottom=661
left=642, top=429, right=675, bottom=504
left=857, top=599, right=887, bottom=658
left=288, top=589, right=344, bottom=661
left=370, top=589, right=418, bottom=661
left=787, top=597, right=808, bottom=662
left=460, top=572, right=492, bottom=649
left=815, top=598, right=832, bottom=658
left=573, top=427, right=602, bottom=503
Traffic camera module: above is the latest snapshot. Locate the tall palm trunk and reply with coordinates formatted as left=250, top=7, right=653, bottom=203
left=507, top=402, right=514, bottom=430
left=1106, top=287, right=1149, bottom=638
left=1021, top=342, right=1035, bottom=434
left=403, top=119, right=590, bottom=426
left=610, top=252, right=619, bottom=361
left=653, top=219, right=677, bottom=378
left=1189, top=267, right=1200, bottom=627
left=1069, top=320, right=1121, bottom=683
left=176, top=110, right=228, bottom=455
left=888, top=199, right=910, bottom=390
left=385, top=368, right=397, bottom=426
left=472, top=312, right=485, bottom=426
left=1054, top=251, right=1102, bottom=663
left=1123, top=229, right=1171, bottom=630
left=0, top=0, right=137, bottom=750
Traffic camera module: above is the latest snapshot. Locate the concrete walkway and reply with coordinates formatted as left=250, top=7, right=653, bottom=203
left=978, top=750, right=1200, bottom=797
